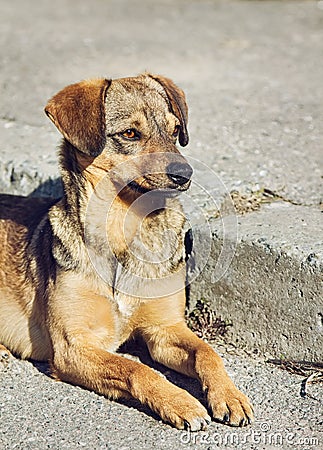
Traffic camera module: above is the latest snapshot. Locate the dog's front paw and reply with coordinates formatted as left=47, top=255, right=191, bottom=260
left=158, top=390, right=211, bottom=431
left=0, top=345, right=12, bottom=371
left=207, top=379, right=254, bottom=427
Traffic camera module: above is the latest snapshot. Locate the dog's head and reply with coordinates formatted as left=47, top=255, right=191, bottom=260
left=45, top=74, right=192, bottom=195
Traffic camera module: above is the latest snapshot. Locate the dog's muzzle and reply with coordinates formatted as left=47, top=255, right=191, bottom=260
left=166, top=162, right=193, bottom=187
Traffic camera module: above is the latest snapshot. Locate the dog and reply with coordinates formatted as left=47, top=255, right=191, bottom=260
left=0, top=73, right=253, bottom=430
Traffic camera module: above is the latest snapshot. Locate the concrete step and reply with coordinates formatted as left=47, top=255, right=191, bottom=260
left=0, top=121, right=62, bottom=198
left=187, top=201, right=322, bottom=361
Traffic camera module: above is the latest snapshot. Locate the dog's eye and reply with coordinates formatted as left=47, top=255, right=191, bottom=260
left=121, top=129, right=141, bottom=140
left=173, top=125, right=180, bottom=138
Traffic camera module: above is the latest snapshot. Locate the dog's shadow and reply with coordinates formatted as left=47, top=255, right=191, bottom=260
left=31, top=337, right=206, bottom=423
left=28, top=178, right=63, bottom=199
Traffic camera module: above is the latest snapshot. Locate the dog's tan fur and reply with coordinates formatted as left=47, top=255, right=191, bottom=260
left=0, top=73, right=253, bottom=430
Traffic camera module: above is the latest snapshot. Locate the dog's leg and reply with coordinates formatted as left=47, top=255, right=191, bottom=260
left=139, top=298, right=254, bottom=427
left=51, top=338, right=212, bottom=430
left=49, top=282, right=210, bottom=430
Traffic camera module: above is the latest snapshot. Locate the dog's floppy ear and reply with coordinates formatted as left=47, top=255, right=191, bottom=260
left=149, top=74, right=189, bottom=147
left=45, top=78, right=111, bottom=157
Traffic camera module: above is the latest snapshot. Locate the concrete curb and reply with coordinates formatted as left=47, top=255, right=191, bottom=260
left=188, top=202, right=323, bottom=361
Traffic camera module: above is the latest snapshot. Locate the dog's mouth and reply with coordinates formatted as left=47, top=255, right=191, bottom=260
left=110, top=160, right=193, bottom=199
left=128, top=176, right=191, bottom=197
left=128, top=162, right=193, bottom=196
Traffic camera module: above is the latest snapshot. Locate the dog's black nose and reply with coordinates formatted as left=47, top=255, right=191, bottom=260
left=167, top=162, right=193, bottom=186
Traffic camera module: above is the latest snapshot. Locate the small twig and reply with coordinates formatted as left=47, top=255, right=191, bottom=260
left=267, top=359, right=323, bottom=400
left=267, top=359, right=323, bottom=378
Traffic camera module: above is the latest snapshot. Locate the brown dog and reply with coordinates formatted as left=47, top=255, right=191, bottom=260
left=0, top=73, right=253, bottom=430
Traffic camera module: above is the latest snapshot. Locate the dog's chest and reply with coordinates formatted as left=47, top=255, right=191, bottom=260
left=87, top=199, right=186, bottom=302
left=113, top=206, right=186, bottom=299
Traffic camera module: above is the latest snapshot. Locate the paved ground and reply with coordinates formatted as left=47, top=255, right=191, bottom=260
left=0, top=0, right=322, bottom=448
left=1, top=344, right=322, bottom=450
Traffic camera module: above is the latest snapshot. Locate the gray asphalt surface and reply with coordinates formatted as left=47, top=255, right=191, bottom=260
left=0, top=0, right=322, bottom=449
left=1, top=345, right=322, bottom=450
